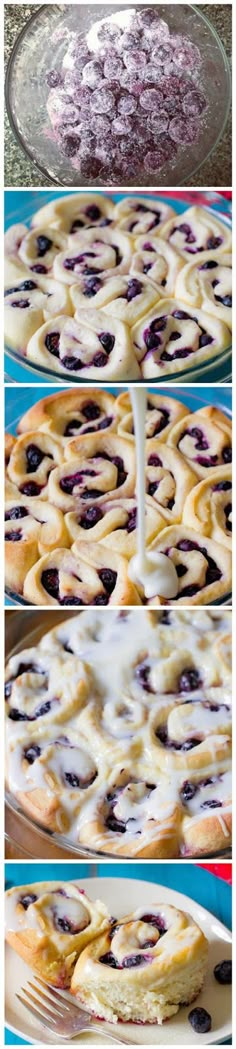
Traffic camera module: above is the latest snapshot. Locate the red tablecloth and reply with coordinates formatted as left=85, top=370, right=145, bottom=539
left=197, top=864, right=232, bottom=884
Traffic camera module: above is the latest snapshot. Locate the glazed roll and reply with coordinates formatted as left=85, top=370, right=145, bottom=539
left=71, top=903, right=208, bottom=1024
left=132, top=299, right=230, bottom=378
left=145, top=441, right=196, bottom=523
left=168, top=407, right=232, bottom=478
left=179, top=767, right=232, bottom=857
left=160, top=205, right=232, bottom=260
left=70, top=274, right=159, bottom=325
left=7, top=431, right=64, bottom=499
left=114, top=195, right=175, bottom=236
left=5, top=882, right=110, bottom=987
left=26, top=311, right=140, bottom=380
left=5, top=649, right=88, bottom=737
left=4, top=276, right=72, bottom=351
left=146, top=525, right=232, bottom=604
left=78, top=765, right=181, bottom=858
left=147, top=695, right=231, bottom=772
left=31, top=193, right=115, bottom=233
left=23, top=543, right=141, bottom=606
left=131, top=236, right=183, bottom=296
left=6, top=732, right=100, bottom=834
left=5, top=497, right=70, bottom=593
left=183, top=469, right=232, bottom=549
left=117, top=391, right=188, bottom=442
left=17, top=389, right=117, bottom=441
left=175, top=251, right=232, bottom=328
left=65, top=496, right=164, bottom=558
left=53, top=228, right=132, bottom=285
left=49, top=433, right=135, bottom=512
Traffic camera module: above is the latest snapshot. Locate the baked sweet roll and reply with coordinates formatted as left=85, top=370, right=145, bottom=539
left=144, top=441, right=196, bottom=523
left=78, top=766, right=180, bottom=858
left=168, top=407, right=232, bottom=478
left=65, top=496, right=164, bottom=558
left=146, top=526, right=232, bottom=604
left=175, top=251, right=232, bottom=328
left=53, top=228, right=132, bottom=285
left=17, top=389, right=117, bottom=441
left=70, top=274, right=159, bottom=326
left=183, top=469, right=232, bottom=550
left=5, top=224, right=67, bottom=283
left=31, top=193, right=115, bottom=234
left=116, top=391, right=188, bottom=442
left=6, top=431, right=64, bottom=500
left=49, top=433, right=135, bottom=513
left=23, top=543, right=140, bottom=606
left=5, top=498, right=69, bottom=594
left=179, top=768, right=232, bottom=857
left=5, top=650, right=88, bottom=737
left=114, top=196, right=175, bottom=236
left=26, top=312, right=140, bottom=380
left=6, top=732, right=101, bottom=834
left=71, top=904, right=208, bottom=1024
left=147, top=695, right=231, bottom=772
left=5, top=882, right=110, bottom=987
left=4, top=276, right=72, bottom=352
left=132, top=299, right=230, bottom=378
left=77, top=692, right=146, bottom=766
left=131, top=236, right=183, bottom=296
left=160, top=206, right=232, bottom=260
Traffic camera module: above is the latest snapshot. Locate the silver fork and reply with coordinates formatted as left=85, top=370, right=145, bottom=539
left=16, top=976, right=137, bottom=1043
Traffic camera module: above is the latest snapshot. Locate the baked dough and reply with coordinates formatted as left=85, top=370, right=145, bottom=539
left=183, top=469, right=232, bottom=549
left=70, top=274, right=159, bottom=325
left=23, top=544, right=141, bottom=606
left=5, top=882, right=109, bottom=987
left=117, top=391, right=188, bottom=442
left=168, top=407, right=232, bottom=478
left=71, top=903, right=208, bottom=1024
left=7, top=431, right=64, bottom=500
left=17, top=389, right=117, bottom=441
left=26, top=312, right=140, bottom=380
left=49, top=432, right=135, bottom=513
left=5, top=497, right=70, bottom=593
left=147, top=525, right=232, bottom=604
left=132, top=298, right=231, bottom=378
left=144, top=440, right=196, bottom=523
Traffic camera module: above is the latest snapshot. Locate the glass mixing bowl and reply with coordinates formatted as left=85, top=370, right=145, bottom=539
left=4, top=190, right=232, bottom=384
left=5, top=609, right=232, bottom=860
left=5, top=4, right=231, bottom=188
left=5, top=384, right=232, bottom=607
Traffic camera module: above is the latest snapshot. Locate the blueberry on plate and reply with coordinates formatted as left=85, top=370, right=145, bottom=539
left=214, top=960, right=232, bottom=985
left=188, top=1007, right=212, bottom=1033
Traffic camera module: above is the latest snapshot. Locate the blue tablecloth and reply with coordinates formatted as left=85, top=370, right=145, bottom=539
left=5, top=863, right=232, bottom=1044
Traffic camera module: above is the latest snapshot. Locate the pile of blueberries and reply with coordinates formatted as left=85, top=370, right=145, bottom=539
left=46, top=6, right=207, bottom=180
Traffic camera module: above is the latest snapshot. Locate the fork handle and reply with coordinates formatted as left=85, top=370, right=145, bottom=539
left=85, top=1026, right=138, bottom=1044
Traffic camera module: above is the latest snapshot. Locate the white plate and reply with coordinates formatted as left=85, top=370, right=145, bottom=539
left=5, top=877, right=232, bottom=1045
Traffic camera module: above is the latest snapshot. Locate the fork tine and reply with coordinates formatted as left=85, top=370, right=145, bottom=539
left=35, top=977, right=71, bottom=1010
left=23, top=987, right=59, bottom=1023
left=16, top=993, right=56, bottom=1030
left=27, top=981, right=66, bottom=1017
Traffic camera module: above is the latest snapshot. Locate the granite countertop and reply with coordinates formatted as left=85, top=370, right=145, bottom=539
left=4, top=3, right=232, bottom=188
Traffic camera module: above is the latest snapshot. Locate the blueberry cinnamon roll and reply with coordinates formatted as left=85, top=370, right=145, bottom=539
left=5, top=882, right=110, bottom=987
left=26, top=311, right=140, bottom=380
left=5, top=650, right=88, bottom=739
left=7, top=431, right=64, bottom=500
left=5, top=497, right=70, bottom=594
left=71, top=904, right=208, bottom=1024
left=6, top=733, right=100, bottom=834
left=5, top=224, right=67, bottom=280
left=180, top=767, right=232, bottom=856
left=117, top=391, right=188, bottom=442
left=49, top=433, right=135, bottom=513
left=168, top=407, right=232, bottom=478
left=71, top=274, right=158, bottom=326
left=145, top=441, right=196, bottom=523
left=131, top=236, right=183, bottom=296
left=23, top=544, right=141, bottom=606
left=183, top=469, right=232, bottom=550
left=132, top=299, right=230, bottom=378
left=147, top=696, right=231, bottom=772
left=17, top=389, right=117, bottom=441
left=175, top=251, right=232, bottom=328
left=66, top=496, right=163, bottom=558
left=4, top=276, right=72, bottom=352
left=147, top=526, right=232, bottom=605
left=161, top=205, right=232, bottom=260
left=114, top=196, right=175, bottom=236
left=78, top=765, right=180, bottom=858
left=53, top=228, right=132, bottom=284
left=31, top=193, right=115, bottom=234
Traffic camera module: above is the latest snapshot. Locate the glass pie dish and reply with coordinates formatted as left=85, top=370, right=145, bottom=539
left=5, top=609, right=232, bottom=861
left=5, top=4, right=231, bottom=189
left=5, top=384, right=232, bottom=608
left=4, top=190, right=232, bottom=384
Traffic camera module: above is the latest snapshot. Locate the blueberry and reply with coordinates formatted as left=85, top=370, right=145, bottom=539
left=24, top=744, right=41, bottom=764
left=182, top=738, right=200, bottom=751
left=188, top=1007, right=212, bottom=1033
left=37, top=235, right=52, bottom=257
left=98, top=332, right=115, bottom=355
left=31, top=264, right=47, bottom=274
left=83, top=401, right=101, bottom=421
left=160, top=611, right=171, bottom=624
left=60, top=597, right=84, bottom=606
left=6, top=530, right=22, bottom=541
left=148, top=454, right=162, bottom=467
left=141, top=913, right=166, bottom=934
left=93, top=593, right=109, bottom=605
left=199, top=333, right=213, bottom=347
left=148, top=482, right=158, bottom=496
left=222, top=446, right=232, bottom=463
left=54, top=916, right=73, bottom=933
left=11, top=299, right=30, bottom=309
left=99, top=569, right=117, bottom=594
left=199, top=260, right=217, bottom=271
left=181, top=781, right=197, bottom=802
left=179, top=668, right=201, bottom=692
left=34, top=700, right=51, bottom=719
left=126, top=278, right=143, bottom=301
left=123, top=955, right=144, bottom=968
left=46, top=70, right=63, bottom=88
left=106, top=813, right=126, bottom=833
left=26, top=443, right=45, bottom=473
left=61, top=134, right=80, bottom=158
left=201, top=799, right=222, bottom=809
left=172, top=309, right=190, bottom=320
left=20, top=482, right=41, bottom=496
left=85, top=204, right=101, bottom=221
left=5, top=506, right=28, bottom=520
left=127, top=508, right=137, bottom=533
left=41, top=568, right=59, bottom=599
left=84, top=276, right=102, bottom=297
left=8, top=709, right=29, bottom=721
left=144, top=331, right=161, bottom=351
left=80, top=506, right=103, bottom=529
left=45, top=332, right=60, bottom=358
left=214, top=960, right=232, bottom=984
left=20, top=894, right=38, bottom=910
left=135, top=663, right=153, bottom=694
left=207, top=236, right=222, bottom=250
left=62, top=356, right=83, bottom=371
left=100, top=952, right=120, bottom=968
left=219, top=295, right=232, bottom=307
left=93, top=352, right=108, bottom=367
left=64, top=419, right=82, bottom=437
